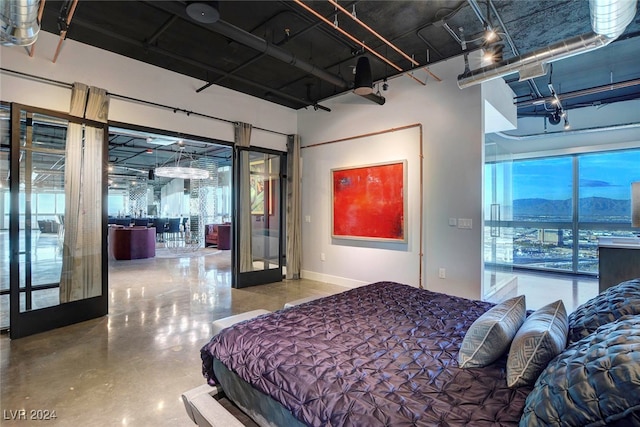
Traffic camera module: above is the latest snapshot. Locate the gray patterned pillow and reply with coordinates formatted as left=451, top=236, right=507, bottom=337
left=520, top=315, right=640, bottom=426
left=567, top=278, right=640, bottom=344
left=506, top=300, right=568, bottom=388
left=458, top=295, right=526, bottom=368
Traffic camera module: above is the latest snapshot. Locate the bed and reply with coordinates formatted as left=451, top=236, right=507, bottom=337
left=196, top=280, right=640, bottom=426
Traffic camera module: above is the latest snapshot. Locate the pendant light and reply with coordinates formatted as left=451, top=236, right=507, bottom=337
left=353, top=56, right=373, bottom=95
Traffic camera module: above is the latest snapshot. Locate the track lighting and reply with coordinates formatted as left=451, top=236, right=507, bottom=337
left=549, top=107, right=562, bottom=125
left=485, top=26, right=497, bottom=42
left=482, top=43, right=504, bottom=64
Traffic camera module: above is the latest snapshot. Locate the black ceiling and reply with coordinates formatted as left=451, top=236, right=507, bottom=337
left=38, top=1, right=640, bottom=116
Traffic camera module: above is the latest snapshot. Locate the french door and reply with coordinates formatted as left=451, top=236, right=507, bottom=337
left=232, top=147, right=285, bottom=288
left=8, top=104, right=108, bottom=338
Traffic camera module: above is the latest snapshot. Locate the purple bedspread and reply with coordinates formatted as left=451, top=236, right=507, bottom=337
left=201, top=281, right=532, bottom=426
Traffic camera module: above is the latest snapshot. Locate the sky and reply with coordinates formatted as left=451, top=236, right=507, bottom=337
left=507, top=149, right=640, bottom=201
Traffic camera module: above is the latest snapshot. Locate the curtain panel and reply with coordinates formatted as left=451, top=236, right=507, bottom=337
left=286, top=134, right=302, bottom=279
left=60, top=83, right=109, bottom=303
left=234, top=122, right=254, bottom=273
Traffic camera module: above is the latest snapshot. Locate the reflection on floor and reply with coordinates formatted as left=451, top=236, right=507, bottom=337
left=1, top=251, right=346, bottom=426
left=1, top=246, right=600, bottom=426
left=485, top=269, right=598, bottom=313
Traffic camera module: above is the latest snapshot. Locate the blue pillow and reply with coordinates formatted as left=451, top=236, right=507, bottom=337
left=458, top=295, right=526, bottom=368
left=520, top=315, right=640, bottom=426
left=506, top=300, right=568, bottom=388
left=567, top=278, right=640, bottom=344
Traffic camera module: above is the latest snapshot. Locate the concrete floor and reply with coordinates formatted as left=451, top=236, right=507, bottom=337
left=0, top=250, right=346, bottom=426
left=0, top=241, right=599, bottom=426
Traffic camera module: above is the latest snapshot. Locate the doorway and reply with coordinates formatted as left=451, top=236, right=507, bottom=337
left=7, top=103, right=108, bottom=339
left=233, top=147, right=285, bottom=288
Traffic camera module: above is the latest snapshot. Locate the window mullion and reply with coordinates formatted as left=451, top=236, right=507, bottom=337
left=572, top=155, right=580, bottom=273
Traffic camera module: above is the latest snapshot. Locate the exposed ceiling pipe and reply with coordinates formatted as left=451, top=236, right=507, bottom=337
left=0, top=0, right=41, bottom=46
left=52, top=0, right=79, bottom=63
left=494, top=122, right=640, bottom=141
left=146, top=1, right=375, bottom=106
left=516, top=77, right=640, bottom=108
left=468, top=0, right=544, bottom=99
left=294, top=0, right=426, bottom=87
left=458, top=0, right=637, bottom=89
left=28, top=0, right=45, bottom=57
left=148, top=1, right=348, bottom=89
left=327, top=0, right=441, bottom=82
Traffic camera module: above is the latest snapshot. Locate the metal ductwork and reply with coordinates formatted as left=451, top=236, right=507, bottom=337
left=1, top=0, right=40, bottom=46
left=145, top=0, right=386, bottom=108
left=148, top=1, right=349, bottom=90
left=457, top=0, right=637, bottom=89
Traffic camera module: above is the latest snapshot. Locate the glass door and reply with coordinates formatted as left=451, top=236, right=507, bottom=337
left=9, top=104, right=108, bottom=339
left=484, top=141, right=515, bottom=301
left=232, top=148, right=284, bottom=288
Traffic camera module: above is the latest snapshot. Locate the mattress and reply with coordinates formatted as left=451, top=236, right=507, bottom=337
left=201, top=281, right=532, bottom=426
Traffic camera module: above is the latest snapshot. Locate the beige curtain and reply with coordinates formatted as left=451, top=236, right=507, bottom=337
left=234, top=122, right=253, bottom=273
left=286, top=134, right=302, bottom=279
left=60, top=83, right=109, bottom=303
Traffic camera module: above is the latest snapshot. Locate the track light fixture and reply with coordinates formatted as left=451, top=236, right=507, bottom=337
left=353, top=56, right=373, bottom=95
left=484, top=26, right=497, bottom=42
left=549, top=107, right=562, bottom=125
left=482, top=42, right=504, bottom=64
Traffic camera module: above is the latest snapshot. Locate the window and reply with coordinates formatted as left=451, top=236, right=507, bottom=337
left=512, top=157, right=573, bottom=222
left=485, top=148, right=640, bottom=275
left=578, top=150, right=640, bottom=223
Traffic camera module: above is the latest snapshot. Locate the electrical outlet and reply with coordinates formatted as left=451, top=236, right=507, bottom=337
left=320, top=253, right=326, bottom=261
left=438, top=268, right=446, bottom=279
left=305, top=215, right=311, bottom=223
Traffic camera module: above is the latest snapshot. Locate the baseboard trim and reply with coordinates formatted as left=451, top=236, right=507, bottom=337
left=300, top=270, right=368, bottom=289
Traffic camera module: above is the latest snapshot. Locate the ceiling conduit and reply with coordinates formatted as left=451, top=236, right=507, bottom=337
left=495, top=122, right=640, bottom=141
left=148, top=1, right=386, bottom=105
left=457, top=0, right=637, bottom=89
left=0, top=0, right=41, bottom=46
left=148, top=1, right=348, bottom=89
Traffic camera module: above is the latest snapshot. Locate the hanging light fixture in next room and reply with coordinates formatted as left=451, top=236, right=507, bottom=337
left=154, top=146, right=210, bottom=180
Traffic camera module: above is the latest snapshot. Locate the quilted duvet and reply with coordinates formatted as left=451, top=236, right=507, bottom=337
left=201, top=281, right=532, bottom=426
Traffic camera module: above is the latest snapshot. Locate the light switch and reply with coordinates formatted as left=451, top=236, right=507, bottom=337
left=448, top=218, right=457, bottom=226
left=305, top=215, right=311, bottom=223
left=458, top=218, right=472, bottom=229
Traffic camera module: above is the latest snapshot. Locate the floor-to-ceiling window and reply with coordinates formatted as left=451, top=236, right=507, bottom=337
left=485, top=147, right=640, bottom=275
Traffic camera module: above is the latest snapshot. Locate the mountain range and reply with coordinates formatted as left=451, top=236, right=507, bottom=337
left=513, top=197, right=631, bottom=220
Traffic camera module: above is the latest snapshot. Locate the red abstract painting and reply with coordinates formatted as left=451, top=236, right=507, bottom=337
left=332, top=161, right=406, bottom=242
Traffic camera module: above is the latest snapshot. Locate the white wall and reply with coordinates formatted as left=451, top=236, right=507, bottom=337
left=0, top=31, right=296, bottom=150
left=298, top=56, right=485, bottom=300
left=0, top=32, right=492, bottom=298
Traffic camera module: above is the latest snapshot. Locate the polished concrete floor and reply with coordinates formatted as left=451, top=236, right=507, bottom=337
left=0, top=249, right=598, bottom=426
left=0, top=251, right=346, bottom=426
